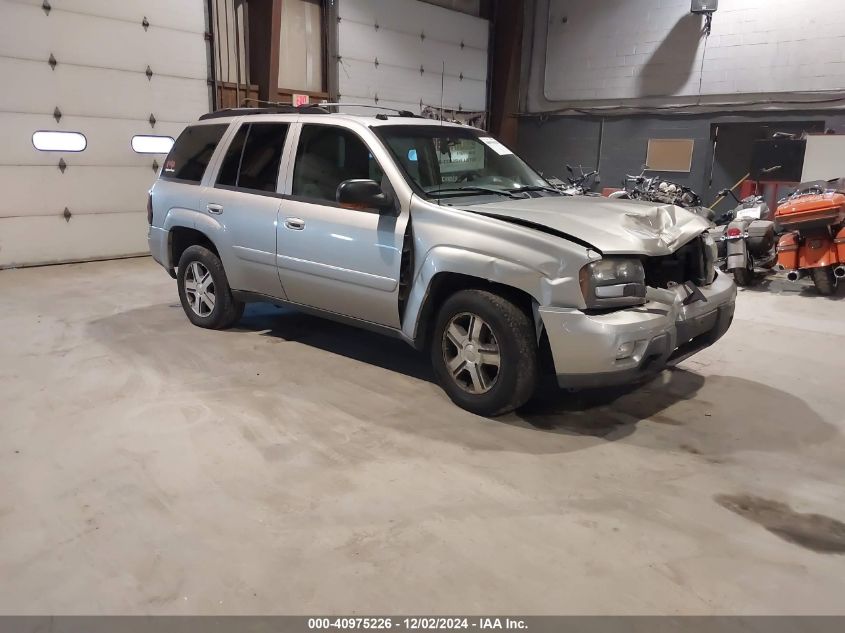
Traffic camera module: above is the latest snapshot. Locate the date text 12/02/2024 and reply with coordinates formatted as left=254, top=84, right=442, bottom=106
left=307, top=618, right=528, bottom=630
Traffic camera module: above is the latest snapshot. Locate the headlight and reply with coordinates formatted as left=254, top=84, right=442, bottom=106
left=579, top=258, right=646, bottom=309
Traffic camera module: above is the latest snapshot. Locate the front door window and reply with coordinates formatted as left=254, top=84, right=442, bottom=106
left=292, top=125, right=384, bottom=203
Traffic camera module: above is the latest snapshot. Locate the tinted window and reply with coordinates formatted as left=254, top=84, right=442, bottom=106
left=162, top=124, right=227, bottom=183
left=292, top=125, right=384, bottom=202
left=216, top=126, right=248, bottom=187
left=238, top=123, right=289, bottom=192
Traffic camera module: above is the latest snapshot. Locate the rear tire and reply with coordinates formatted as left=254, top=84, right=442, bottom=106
left=430, top=289, right=538, bottom=417
left=811, top=266, right=837, bottom=296
left=177, top=245, right=244, bottom=329
left=732, top=265, right=755, bottom=287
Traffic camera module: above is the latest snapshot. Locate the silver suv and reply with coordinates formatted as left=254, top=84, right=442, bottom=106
left=148, top=107, right=736, bottom=416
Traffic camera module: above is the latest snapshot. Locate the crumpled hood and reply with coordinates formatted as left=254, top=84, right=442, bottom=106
left=464, top=195, right=711, bottom=255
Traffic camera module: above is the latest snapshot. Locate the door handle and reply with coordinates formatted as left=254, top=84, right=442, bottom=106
left=207, top=203, right=223, bottom=214
left=284, top=217, right=306, bottom=230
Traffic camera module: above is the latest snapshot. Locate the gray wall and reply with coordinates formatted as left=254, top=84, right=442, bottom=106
left=515, top=0, right=845, bottom=215
left=522, top=0, right=845, bottom=115
left=518, top=112, right=845, bottom=210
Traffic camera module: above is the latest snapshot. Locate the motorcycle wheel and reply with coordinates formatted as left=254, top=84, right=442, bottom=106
left=811, top=266, right=837, bottom=296
left=732, top=267, right=754, bottom=287
left=732, top=254, right=756, bottom=287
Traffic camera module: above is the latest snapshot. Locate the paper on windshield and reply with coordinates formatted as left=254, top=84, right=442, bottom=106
left=479, top=137, right=513, bottom=156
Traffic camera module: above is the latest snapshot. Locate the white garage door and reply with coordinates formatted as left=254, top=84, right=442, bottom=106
left=0, top=0, right=210, bottom=267
left=337, top=0, right=488, bottom=116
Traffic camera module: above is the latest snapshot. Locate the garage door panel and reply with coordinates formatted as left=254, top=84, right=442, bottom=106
left=0, top=167, right=157, bottom=218
left=0, top=0, right=209, bottom=266
left=338, top=20, right=487, bottom=81
left=0, top=113, right=185, bottom=165
left=341, top=59, right=487, bottom=111
left=0, top=212, right=149, bottom=268
left=6, top=0, right=206, bottom=34
left=0, top=60, right=208, bottom=123
left=338, top=0, right=488, bottom=50
left=0, top=3, right=207, bottom=80
left=338, top=0, right=488, bottom=116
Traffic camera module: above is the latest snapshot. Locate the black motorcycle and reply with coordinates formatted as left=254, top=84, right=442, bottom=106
left=609, top=169, right=711, bottom=219
left=610, top=170, right=701, bottom=204
left=548, top=165, right=601, bottom=196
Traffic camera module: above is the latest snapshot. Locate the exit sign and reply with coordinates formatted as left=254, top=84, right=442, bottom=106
left=293, top=94, right=309, bottom=107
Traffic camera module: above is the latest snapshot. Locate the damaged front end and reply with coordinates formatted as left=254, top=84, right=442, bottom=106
left=465, top=195, right=713, bottom=257
left=539, top=230, right=733, bottom=390
left=643, top=231, right=718, bottom=288
left=578, top=232, right=719, bottom=313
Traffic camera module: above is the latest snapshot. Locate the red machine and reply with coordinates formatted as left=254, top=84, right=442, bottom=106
left=775, top=179, right=845, bottom=295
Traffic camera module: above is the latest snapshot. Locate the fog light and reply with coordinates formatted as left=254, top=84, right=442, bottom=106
left=616, top=341, right=636, bottom=360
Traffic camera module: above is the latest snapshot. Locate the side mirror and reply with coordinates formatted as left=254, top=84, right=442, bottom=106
left=336, top=179, right=394, bottom=212
left=566, top=164, right=574, bottom=173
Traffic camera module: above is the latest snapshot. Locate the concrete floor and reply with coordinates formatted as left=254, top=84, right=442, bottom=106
left=1, top=257, right=845, bottom=615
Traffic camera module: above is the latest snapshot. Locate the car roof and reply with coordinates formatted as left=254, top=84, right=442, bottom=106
left=193, top=108, right=475, bottom=131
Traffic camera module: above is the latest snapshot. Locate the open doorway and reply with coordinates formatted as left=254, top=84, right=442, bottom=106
left=705, top=121, right=825, bottom=215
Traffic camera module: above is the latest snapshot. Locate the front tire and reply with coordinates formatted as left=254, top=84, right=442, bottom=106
left=430, top=289, right=538, bottom=417
left=177, top=245, right=244, bottom=329
left=811, top=266, right=837, bottom=296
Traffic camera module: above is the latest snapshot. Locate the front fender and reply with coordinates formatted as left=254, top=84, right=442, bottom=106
left=401, top=245, right=585, bottom=343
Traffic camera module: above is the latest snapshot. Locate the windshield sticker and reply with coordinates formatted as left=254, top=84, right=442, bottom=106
left=479, top=137, right=512, bottom=156
left=437, top=138, right=485, bottom=174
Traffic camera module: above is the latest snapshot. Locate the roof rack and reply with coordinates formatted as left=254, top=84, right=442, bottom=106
left=198, top=105, right=330, bottom=120
left=316, top=102, right=419, bottom=118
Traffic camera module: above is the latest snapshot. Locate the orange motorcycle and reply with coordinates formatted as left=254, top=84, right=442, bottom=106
left=775, top=178, right=845, bottom=295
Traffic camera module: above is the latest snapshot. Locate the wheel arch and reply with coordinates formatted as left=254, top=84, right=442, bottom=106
left=403, top=248, right=545, bottom=350
left=167, top=225, right=221, bottom=275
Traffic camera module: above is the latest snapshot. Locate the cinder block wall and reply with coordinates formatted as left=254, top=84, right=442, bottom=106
left=543, top=0, right=845, bottom=105
left=516, top=0, right=845, bottom=208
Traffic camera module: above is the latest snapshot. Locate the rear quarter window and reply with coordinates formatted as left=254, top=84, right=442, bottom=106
left=161, top=124, right=228, bottom=183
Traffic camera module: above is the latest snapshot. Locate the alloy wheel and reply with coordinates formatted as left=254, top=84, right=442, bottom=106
left=441, top=312, right=501, bottom=394
left=184, top=261, right=216, bottom=317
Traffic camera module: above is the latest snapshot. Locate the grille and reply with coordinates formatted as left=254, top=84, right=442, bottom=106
left=643, top=236, right=714, bottom=289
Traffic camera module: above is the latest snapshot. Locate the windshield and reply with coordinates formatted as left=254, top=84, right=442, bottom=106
left=374, top=125, right=551, bottom=200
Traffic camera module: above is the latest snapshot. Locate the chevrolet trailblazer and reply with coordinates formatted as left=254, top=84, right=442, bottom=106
left=148, top=106, right=736, bottom=416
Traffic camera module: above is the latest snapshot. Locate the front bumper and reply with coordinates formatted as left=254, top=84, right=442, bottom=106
left=539, top=271, right=736, bottom=389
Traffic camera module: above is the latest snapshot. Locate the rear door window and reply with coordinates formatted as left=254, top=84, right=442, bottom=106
left=162, top=124, right=227, bottom=183
left=216, top=123, right=289, bottom=193
left=216, top=126, right=249, bottom=187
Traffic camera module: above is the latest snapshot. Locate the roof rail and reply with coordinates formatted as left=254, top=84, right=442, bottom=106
left=198, top=105, right=330, bottom=121
left=316, top=102, right=419, bottom=118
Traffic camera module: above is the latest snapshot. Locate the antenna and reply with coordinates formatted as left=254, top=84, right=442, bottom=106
left=440, top=61, right=445, bottom=121
left=437, top=61, right=445, bottom=201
